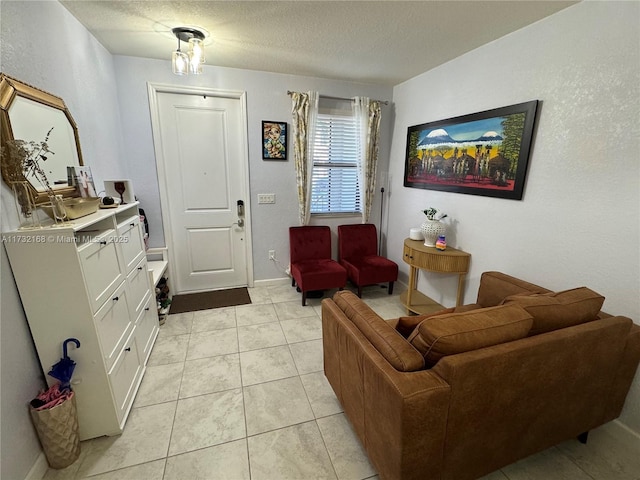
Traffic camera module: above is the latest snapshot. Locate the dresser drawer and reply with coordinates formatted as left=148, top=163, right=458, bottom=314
left=126, top=258, right=151, bottom=321
left=403, top=244, right=413, bottom=265
left=79, top=231, right=124, bottom=313
left=117, top=215, right=145, bottom=274
left=108, top=329, right=142, bottom=423
left=409, top=248, right=470, bottom=273
left=94, top=283, right=133, bottom=371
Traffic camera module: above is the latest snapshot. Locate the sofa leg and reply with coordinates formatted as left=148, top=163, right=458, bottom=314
left=577, top=431, right=589, bottom=444
left=388, top=281, right=394, bottom=295
left=301, top=291, right=307, bottom=306
left=292, top=277, right=295, bottom=287
left=357, top=286, right=362, bottom=298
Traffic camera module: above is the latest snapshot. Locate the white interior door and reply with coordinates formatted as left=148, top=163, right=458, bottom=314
left=150, top=86, right=250, bottom=294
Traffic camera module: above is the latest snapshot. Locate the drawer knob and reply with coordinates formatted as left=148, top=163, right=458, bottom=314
left=125, top=347, right=131, bottom=352
left=144, top=307, right=150, bottom=311
left=137, top=266, right=143, bottom=270
left=100, top=240, right=107, bottom=245
left=112, top=296, right=119, bottom=302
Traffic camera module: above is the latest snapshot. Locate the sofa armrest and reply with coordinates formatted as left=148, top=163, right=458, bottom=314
left=603, top=319, right=640, bottom=422
left=364, top=359, right=451, bottom=480
left=322, top=298, right=451, bottom=480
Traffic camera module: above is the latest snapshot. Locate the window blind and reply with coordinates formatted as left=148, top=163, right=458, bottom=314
left=310, top=112, right=361, bottom=214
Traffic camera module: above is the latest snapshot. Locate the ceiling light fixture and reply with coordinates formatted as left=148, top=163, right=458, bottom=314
left=172, top=27, right=206, bottom=75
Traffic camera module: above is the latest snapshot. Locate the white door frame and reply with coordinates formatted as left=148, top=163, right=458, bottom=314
left=147, top=82, right=254, bottom=289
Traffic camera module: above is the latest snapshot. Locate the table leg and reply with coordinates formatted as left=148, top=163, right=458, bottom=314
left=456, top=273, right=466, bottom=307
left=406, top=266, right=416, bottom=314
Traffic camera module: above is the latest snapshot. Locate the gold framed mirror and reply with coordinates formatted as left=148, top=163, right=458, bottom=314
left=0, top=73, right=84, bottom=204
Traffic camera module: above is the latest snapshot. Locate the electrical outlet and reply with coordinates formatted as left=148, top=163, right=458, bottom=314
left=268, top=250, right=275, bottom=260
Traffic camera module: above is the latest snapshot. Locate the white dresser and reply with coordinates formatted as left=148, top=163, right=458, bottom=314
left=4, top=202, right=159, bottom=440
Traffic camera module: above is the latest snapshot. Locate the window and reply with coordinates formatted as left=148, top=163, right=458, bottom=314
left=310, top=109, right=361, bottom=214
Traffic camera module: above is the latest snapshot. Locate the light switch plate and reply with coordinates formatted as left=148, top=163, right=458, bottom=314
left=258, top=194, right=276, bottom=204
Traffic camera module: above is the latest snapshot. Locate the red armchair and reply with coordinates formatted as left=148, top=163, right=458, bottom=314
left=289, top=226, right=347, bottom=306
left=338, top=224, right=398, bottom=297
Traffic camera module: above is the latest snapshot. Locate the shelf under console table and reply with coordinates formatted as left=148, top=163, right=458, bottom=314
left=400, top=238, right=471, bottom=315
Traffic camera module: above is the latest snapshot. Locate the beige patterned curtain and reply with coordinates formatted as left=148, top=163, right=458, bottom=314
left=290, top=91, right=318, bottom=225
left=354, top=97, right=382, bottom=223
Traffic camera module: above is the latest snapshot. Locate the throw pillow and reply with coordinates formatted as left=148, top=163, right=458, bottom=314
left=408, top=304, right=533, bottom=367
left=501, top=286, right=605, bottom=336
left=395, top=307, right=456, bottom=338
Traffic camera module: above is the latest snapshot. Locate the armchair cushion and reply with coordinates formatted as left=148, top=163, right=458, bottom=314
left=502, top=287, right=605, bottom=336
left=408, top=304, right=533, bottom=367
left=290, top=259, right=347, bottom=292
left=341, top=256, right=398, bottom=286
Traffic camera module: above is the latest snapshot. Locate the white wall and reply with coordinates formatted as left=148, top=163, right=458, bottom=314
left=113, top=57, right=393, bottom=282
left=387, top=1, right=640, bottom=432
left=0, top=2, right=128, bottom=479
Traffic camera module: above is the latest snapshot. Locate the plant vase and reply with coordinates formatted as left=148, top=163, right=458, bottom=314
left=10, top=181, right=41, bottom=230
left=421, top=219, right=446, bottom=247
left=48, top=194, right=68, bottom=225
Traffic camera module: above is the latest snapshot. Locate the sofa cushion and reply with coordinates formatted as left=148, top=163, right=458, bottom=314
left=501, top=287, right=605, bottom=336
left=408, top=304, right=533, bottom=367
left=477, top=271, right=551, bottom=307
left=332, top=291, right=425, bottom=372
left=394, top=308, right=456, bottom=338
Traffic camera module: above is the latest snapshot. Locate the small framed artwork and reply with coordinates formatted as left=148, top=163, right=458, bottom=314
left=262, top=121, right=287, bottom=160
left=403, top=100, right=538, bottom=200
left=67, top=165, right=97, bottom=198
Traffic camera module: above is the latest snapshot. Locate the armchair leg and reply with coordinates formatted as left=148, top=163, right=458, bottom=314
left=577, top=431, right=589, bottom=444
left=388, top=281, right=394, bottom=295
left=357, top=286, right=363, bottom=298
left=292, top=277, right=295, bottom=287
left=301, top=291, right=307, bottom=306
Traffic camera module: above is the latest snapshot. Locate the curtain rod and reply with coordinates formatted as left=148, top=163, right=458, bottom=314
left=287, top=91, right=388, bottom=106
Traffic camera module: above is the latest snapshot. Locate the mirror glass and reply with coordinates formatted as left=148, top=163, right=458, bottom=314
left=0, top=74, right=84, bottom=204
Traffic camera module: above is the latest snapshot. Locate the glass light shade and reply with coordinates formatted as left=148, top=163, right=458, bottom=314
left=189, top=37, right=205, bottom=64
left=188, top=55, right=203, bottom=74
left=172, top=50, right=189, bottom=75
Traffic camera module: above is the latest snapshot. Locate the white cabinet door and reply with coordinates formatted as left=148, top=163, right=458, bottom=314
left=118, top=215, right=145, bottom=274
left=126, top=258, right=151, bottom=321
left=79, top=234, right=124, bottom=313
left=108, top=329, right=142, bottom=423
left=136, top=294, right=158, bottom=365
left=94, top=283, right=132, bottom=370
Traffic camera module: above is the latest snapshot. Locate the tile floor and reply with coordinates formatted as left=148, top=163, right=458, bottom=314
left=44, top=283, right=640, bottom=480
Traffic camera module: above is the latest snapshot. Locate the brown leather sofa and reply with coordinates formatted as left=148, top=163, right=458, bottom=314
left=321, top=271, right=640, bottom=480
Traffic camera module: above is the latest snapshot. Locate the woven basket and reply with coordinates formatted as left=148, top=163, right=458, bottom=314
left=29, top=395, right=80, bottom=469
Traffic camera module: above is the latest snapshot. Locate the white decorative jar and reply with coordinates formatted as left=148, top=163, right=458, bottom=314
left=409, top=228, right=423, bottom=240
left=421, top=220, right=446, bottom=247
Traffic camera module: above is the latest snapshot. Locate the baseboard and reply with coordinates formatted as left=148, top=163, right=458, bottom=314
left=253, top=277, right=290, bottom=288
left=606, top=419, right=640, bottom=446
left=24, top=452, right=47, bottom=480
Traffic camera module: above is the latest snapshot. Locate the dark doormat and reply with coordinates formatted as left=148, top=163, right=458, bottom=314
left=169, top=287, right=251, bottom=314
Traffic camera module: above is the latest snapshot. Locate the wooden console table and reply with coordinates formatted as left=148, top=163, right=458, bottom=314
left=400, top=238, right=471, bottom=315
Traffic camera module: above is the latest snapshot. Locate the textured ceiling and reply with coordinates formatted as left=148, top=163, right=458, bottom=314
left=60, top=0, right=577, bottom=86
